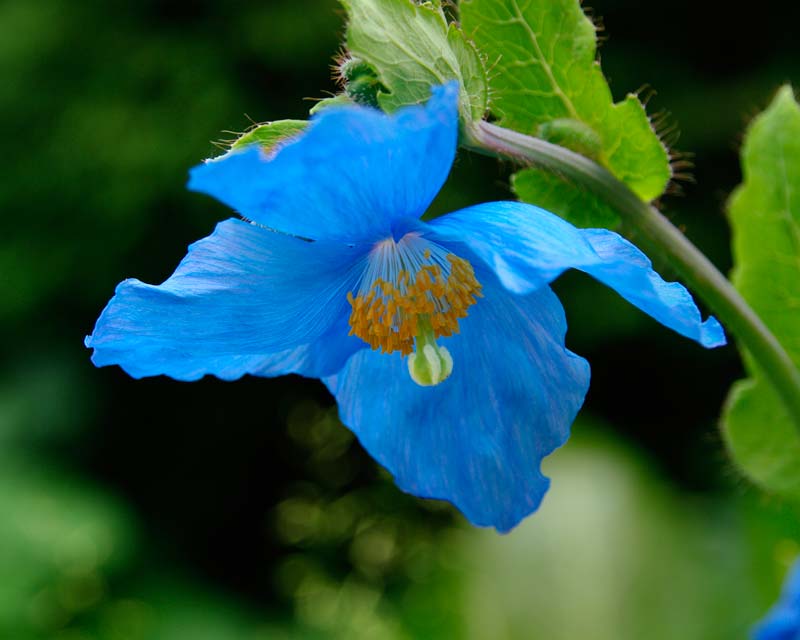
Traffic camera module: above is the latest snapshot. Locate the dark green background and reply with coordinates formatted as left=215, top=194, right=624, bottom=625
left=2, top=1, right=799, bottom=637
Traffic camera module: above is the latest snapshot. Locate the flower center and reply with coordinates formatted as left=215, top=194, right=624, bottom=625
left=347, top=233, right=482, bottom=385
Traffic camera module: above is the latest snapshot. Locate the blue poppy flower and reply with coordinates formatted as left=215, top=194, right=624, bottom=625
left=753, top=560, right=800, bottom=640
left=86, top=83, right=725, bottom=532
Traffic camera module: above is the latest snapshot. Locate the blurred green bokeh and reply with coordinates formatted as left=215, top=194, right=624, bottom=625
left=2, top=0, right=800, bottom=638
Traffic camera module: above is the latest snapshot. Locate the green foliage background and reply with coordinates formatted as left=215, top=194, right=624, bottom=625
left=1, top=0, right=800, bottom=638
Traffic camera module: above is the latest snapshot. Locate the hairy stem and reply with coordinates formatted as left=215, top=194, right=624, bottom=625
left=465, top=120, right=800, bottom=430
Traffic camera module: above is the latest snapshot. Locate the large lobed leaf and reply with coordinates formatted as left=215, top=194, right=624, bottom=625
left=341, top=0, right=488, bottom=120
left=460, top=0, right=671, bottom=225
left=511, top=169, right=620, bottom=229
left=723, top=86, right=800, bottom=498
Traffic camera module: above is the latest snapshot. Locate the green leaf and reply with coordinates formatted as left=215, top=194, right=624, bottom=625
left=460, top=0, right=671, bottom=210
left=230, top=119, right=307, bottom=151
left=310, top=94, right=355, bottom=115
left=722, top=86, right=800, bottom=499
left=340, top=0, right=488, bottom=120
left=725, top=379, right=800, bottom=496
left=512, top=168, right=619, bottom=228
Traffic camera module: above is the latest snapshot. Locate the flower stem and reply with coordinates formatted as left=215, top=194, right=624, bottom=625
left=464, top=120, right=800, bottom=431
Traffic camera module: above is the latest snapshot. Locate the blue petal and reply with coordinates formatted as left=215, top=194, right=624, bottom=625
left=782, top=559, right=800, bottom=603
left=324, top=261, right=590, bottom=532
left=188, top=83, right=459, bottom=243
left=753, top=560, right=800, bottom=640
left=429, top=201, right=726, bottom=348
left=247, top=315, right=364, bottom=380
left=86, top=219, right=366, bottom=381
left=753, top=608, right=800, bottom=640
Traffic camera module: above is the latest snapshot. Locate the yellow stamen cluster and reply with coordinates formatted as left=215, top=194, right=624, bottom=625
left=347, top=254, right=482, bottom=355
